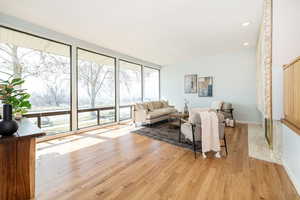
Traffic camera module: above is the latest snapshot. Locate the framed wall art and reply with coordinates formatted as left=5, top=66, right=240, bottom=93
left=198, top=76, right=213, bottom=97
left=184, top=74, right=197, bottom=93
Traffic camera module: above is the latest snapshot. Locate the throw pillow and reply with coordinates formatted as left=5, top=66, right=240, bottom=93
left=161, top=100, right=169, bottom=108
left=148, top=102, right=155, bottom=111
left=136, top=103, right=148, bottom=111
left=153, top=101, right=162, bottom=109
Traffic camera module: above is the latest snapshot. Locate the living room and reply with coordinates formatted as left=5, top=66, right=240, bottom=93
left=0, top=0, right=300, bottom=200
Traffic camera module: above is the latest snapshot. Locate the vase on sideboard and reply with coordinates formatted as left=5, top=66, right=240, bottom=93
left=0, top=104, right=19, bottom=136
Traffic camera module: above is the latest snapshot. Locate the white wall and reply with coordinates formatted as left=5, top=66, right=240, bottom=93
left=161, top=48, right=261, bottom=123
left=272, top=0, right=300, bottom=120
left=272, top=0, right=300, bottom=194
left=282, top=125, right=300, bottom=193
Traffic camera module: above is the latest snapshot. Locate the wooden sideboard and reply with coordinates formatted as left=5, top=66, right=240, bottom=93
left=282, top=57, right=300, bottom=135
left=0, top=118, right=45, bottom=200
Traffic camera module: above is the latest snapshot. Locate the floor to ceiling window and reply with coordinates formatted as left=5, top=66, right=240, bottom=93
left=0, top=26, right=161, bottom=136
left=77, top=48, right=116, bottom=128
left=143, top=67, right=160, bottom=101
left=0, top=27, right=71, bottom=135
left=119, top=60, right=142, bottom=120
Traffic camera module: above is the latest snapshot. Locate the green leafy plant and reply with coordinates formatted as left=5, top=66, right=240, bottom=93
left=0, top=72, right=32, bottom=115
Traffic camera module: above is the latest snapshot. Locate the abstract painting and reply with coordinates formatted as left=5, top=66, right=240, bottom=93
left=184, top=74, right=197, bottom=93
left=198, top=76, right=213, bottom=97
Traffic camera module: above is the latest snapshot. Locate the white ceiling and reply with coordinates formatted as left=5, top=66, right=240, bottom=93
left=0, top=0, right=263, bottom=65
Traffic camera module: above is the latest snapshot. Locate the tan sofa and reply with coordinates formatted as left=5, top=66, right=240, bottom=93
left=134, top=100, right=177, bottom=125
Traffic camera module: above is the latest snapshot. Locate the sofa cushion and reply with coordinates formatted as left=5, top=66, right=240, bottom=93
left=148, top=101, right=163, bottom=111
left=136, top=103, right=149, bottom=111
left=147, top=102, right=155, bottom=111
left=161, top=100, right=169, bottom=108
left=146, top=107, right=177, bottom=119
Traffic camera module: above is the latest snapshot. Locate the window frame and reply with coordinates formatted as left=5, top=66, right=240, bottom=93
left=0, top=25, right=161, bottom=137
left=76, top=47, right=117, bottom=129
left=0, top=25, right=73, bottom=133
left=143, top=66, right=161, bottom=101
left=119, top=59, right=143, bottom=105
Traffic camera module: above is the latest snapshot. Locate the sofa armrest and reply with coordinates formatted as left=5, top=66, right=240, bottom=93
left=136, top=109, right=148, bottom=113
left=134, top=109, right=148, bottom=123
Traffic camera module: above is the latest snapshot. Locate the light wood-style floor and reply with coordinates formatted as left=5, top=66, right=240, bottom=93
left=35, top=123, right=299, bottom=200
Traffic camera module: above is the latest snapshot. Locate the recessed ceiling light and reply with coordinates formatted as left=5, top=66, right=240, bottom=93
left=243, top=42, right=249, bottom=46
left=242, top=22, right=250, bottom=27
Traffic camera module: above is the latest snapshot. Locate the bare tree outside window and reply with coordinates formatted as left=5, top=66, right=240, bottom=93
left=119, top=60, right=142, bottom=120
left=143, top=67, right=159, bottom=101
left=119, top=61, right=142, bottom=105
left=77, top=49, right=115, bottom=128
left=0, top=30, right=71, bottom=135
left=0, top=27, right=160, bottom=134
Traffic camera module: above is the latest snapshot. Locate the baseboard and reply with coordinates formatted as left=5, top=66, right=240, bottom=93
left=282, top=158, right=300, bottom=196
left=236, top=120, right=262, bottom=125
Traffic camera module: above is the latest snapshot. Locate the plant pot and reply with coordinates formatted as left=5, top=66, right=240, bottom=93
left=14, top=112, right=23, bottom=120
left=0, top=106, right=3, bottom=119
left=0, top=104, right=19, bottom=136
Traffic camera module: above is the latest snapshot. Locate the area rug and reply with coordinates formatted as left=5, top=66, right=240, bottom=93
left=131, top=122, right=201, bottom=152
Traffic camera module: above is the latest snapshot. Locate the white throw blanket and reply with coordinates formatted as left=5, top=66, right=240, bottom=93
left=199, top=110, right=221, bottom=154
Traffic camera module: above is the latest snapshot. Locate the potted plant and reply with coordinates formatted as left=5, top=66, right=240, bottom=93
left=0, top=73, right=32, bottom=120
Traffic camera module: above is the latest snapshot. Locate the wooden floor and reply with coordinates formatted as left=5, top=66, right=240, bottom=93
left=35, top=123, right=299, bottom=200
